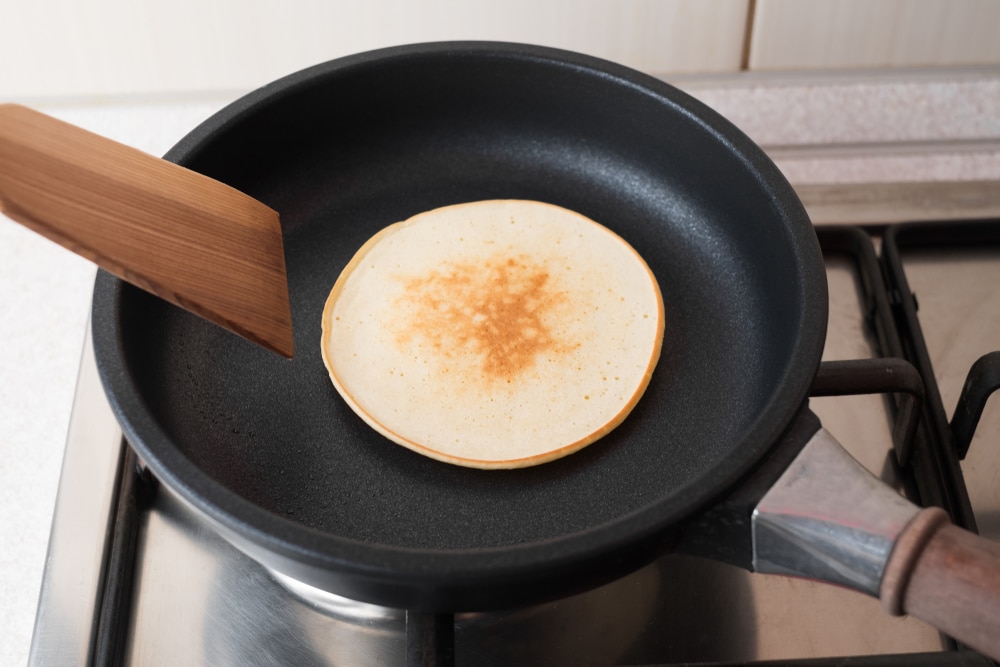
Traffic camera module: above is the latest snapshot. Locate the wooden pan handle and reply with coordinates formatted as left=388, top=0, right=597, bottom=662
left=881, top=507, right=1000, bottom=659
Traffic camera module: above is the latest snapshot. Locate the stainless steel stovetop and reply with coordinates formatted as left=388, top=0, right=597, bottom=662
left=28, top=183, right=1000, bottom=666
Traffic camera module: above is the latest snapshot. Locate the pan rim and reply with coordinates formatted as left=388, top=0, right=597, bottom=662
left=91, top=40, right=828, bottom=609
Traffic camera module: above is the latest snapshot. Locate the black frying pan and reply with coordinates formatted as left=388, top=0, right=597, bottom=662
left=91, top=43, right=932, bottom=619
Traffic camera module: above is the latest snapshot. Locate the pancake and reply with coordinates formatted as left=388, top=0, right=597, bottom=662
left=320, top=199, right=664, bottom=469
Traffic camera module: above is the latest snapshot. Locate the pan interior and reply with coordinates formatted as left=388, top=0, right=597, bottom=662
left=109, top=49, right=815, bottom=553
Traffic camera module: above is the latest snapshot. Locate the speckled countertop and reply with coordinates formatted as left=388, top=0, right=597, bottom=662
left=682, top=67, right=1000, bottom=183
left=2, top=67, right=999, bottom=665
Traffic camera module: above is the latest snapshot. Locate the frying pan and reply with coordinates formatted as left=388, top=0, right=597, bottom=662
left=91, top=42, right=1000, bottom=655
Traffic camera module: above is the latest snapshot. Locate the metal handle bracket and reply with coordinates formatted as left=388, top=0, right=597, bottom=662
left=752, top=428, right=920, bottom=596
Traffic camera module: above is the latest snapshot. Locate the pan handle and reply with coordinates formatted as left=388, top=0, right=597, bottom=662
left=752, top=426, right=1000, bottom=661
left=881, top=507, right=1000, bottom=660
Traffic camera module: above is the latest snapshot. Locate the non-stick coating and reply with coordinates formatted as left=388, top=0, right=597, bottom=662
left=92, top=43, right=827, bottom=610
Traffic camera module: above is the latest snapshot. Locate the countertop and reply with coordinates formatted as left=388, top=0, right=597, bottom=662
left=3, top=67, right=999, bottom=666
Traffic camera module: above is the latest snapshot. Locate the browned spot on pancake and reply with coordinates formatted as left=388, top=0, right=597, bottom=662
left=395, top=253, right=577, bottom=383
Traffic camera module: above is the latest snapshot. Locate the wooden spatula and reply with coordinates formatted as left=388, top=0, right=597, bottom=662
left=0, top=104, right=294, bottom=358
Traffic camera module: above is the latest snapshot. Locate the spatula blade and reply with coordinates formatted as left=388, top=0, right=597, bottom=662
left=0, top=103, right=294, bottom=358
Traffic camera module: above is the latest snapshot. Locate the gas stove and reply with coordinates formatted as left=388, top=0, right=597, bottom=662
left=28, top=184, right=1000, bottom=666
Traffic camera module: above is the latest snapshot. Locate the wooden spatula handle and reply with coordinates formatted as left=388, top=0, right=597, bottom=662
left=881, top=507, right=1000, bottom=659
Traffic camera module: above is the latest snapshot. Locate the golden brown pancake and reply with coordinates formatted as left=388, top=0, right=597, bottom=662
left=320, top=200, right=663, bottom=468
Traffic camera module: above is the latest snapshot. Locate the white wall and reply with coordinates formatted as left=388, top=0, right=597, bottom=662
left=1, top=0, right=750, bottom=99
left=5, top=0, right=1000, bottom=100
left=750, top=0, right=1000, bottom=70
